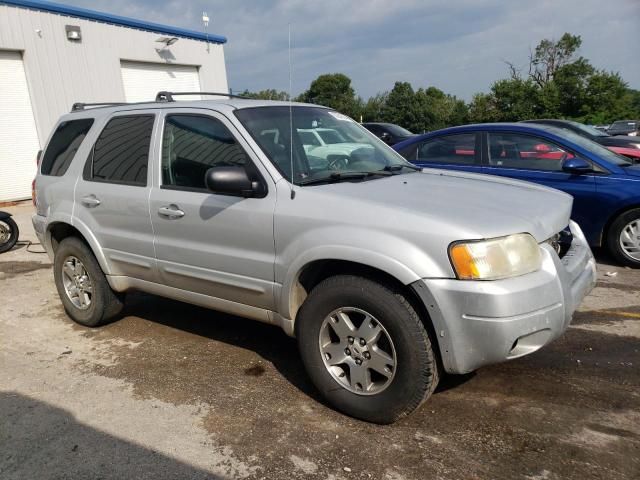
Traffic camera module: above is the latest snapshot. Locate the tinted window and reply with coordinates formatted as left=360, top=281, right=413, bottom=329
left=162, top=115, right=248, bottom=190
left=41, top=119, right=94, bottom=176
left=416, top=134, right=478, bottom=165
left=88, top=115, right=154, bottom=186
left=488, top=133, right=572, bottom=171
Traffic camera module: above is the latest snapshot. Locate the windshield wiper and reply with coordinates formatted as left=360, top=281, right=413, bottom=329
left=382, top=164, right=422, bottom=172
left=298, top=170, right=392, bottom=186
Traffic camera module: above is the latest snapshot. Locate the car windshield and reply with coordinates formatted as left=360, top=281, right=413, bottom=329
left=572, top=122, right=609, bottom=137
left=235, top=106, right=416, bottom=185
left=384, top=124, right=413, bottom=136
left=610, top=121, right=638, bottom=131
left=548, top=127, right=632, bottom=166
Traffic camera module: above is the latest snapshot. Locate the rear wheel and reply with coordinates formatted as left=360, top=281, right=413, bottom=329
left=607, top=208, right=640, bottom=268
left=296, top=275, right=439, bottom=424
left=53, top=237, right=124, bottom=326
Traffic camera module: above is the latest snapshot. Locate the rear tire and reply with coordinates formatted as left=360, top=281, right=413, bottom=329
left=296, top=275, right=439, bottom=424
left=607, top=208, right=640, bottom=268
left=53, top=237, right=124, bottom=327
left=0, top=216, right=19, bottom=254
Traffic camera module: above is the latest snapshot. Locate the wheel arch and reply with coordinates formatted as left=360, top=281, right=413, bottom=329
left=47, top=220, right=111, bottom=274
left=602, top=203, right=640, bottom=246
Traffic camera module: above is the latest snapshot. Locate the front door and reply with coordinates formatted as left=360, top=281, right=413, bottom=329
left=482, top=131, right=598, bottom=234
left=149, top=109, right=276, bottom=310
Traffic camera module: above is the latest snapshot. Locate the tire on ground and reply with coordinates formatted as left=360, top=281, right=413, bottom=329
left=53, top=236, right=124, bottom=327
left=296, top=274, right=439, bottom=424
left=607, top=208, right=640, bottom=268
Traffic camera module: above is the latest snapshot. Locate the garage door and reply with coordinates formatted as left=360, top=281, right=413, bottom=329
left=120, top=61, right=201, bottom=103
left=0, top=51, right=40, bottom=202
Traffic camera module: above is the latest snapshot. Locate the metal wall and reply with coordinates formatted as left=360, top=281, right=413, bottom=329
left=0, top=4, right=228, bottom=147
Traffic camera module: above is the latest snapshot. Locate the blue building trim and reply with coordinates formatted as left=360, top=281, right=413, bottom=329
left=0, top=0, right=227, bottom=44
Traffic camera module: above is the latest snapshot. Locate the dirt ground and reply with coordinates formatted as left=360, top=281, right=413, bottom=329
left=1, top=202, right=638, bottom=480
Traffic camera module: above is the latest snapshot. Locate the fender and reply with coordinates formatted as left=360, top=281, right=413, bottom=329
left=276, top=227, right=451, bottom=321
left=0, top=211, right=12, bottom=220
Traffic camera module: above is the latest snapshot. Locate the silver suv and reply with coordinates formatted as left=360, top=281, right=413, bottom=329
left=33, top=93, right=596, bottom=423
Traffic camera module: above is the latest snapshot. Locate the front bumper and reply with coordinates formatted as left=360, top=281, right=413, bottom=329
left=413, top=221, right=596, bottom=374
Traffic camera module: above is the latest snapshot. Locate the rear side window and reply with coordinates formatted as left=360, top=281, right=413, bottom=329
left=86, top=115, right=154, bottom=186
left=41, top=119, right=94, bottom=176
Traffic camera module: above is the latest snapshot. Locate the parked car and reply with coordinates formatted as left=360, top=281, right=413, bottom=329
left=522, top=119, right=640, bottom=161
left=394, top=123, right=640, bottom=267
left=361, top=122, right=415, bottom=145
left=593, top=124, right=610, bottom=133
left=296, top=127, right=374, bottom=169
left=607, top=120, right=640, bottom=136
left=33, top=96, right=595, bottom=423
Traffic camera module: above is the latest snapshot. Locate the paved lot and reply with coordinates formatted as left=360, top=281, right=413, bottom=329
left=1, top=202, right=639, bottom=480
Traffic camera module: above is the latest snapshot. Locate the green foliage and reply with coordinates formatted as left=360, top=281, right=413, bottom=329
left=239, top=89, right=289, bottom=101
left=246, top=32, right=638, bottom=131
left=469, top=32, right=640, bottom=124
left=297, top=73, right=361, bottom=118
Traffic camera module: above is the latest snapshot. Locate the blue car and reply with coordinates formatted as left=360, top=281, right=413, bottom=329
left=393, top=123, right=640, bottom=267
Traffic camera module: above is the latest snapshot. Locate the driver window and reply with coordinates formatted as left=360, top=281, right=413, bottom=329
left=487, top=133, right=573, bottom=172
left=162, top=114, right=248, bottom=189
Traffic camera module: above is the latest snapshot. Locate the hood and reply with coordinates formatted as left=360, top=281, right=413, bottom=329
left=307, top=169, right=572, bottom=243
left=599, top=136, right=640, bottom=148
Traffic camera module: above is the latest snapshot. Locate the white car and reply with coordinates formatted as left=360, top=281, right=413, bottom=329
left=298, top=128, right=375, bottom=169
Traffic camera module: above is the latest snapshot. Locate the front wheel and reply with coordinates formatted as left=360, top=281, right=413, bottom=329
left=607, top=208, right=640, bottom=268
left=296, top=275, right=439, bottom=424
left=0, top=216, right=19, bottom=253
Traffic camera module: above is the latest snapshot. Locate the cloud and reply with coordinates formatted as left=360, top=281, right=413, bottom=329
left=61, top=0, right=640, bottom=100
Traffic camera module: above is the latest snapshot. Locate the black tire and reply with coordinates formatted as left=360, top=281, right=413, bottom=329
left=296, top=275, right=439, bottom=424
left=0, top=216, right=19, bottom=254
left=607, top=208, right=640, bottom=268
left=53, top=237, right=124, bottom=327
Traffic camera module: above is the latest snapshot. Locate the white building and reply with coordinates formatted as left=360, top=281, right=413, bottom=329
left=0, top=0, right=228, bottom=202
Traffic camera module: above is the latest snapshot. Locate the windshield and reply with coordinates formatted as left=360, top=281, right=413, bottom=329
left=384, top=124, right=413, bottom=136
left=235, top=106, right=415, bottom=185
left=548, top=127, right=632, bottom=166
left=572, top=122, right=609, bottom=137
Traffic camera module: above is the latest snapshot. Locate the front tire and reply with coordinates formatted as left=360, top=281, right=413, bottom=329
left=607, top=208, right=640, bottom=268
left=53, top=237, right=124, bottom=326
left=296, top=275, right=439, bottom=424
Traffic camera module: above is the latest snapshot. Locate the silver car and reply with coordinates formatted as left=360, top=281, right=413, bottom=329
left=32, top=95, right=596, bottom=423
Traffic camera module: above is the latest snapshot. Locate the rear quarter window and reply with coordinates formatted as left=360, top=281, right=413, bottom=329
left=41, top=119, right=94, bottom=176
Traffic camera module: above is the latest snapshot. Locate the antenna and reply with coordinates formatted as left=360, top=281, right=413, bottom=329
left=288, top=23, right=295, bottom=200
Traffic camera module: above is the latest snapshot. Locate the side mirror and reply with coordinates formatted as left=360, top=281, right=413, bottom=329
left=562, top=157, right=592, bottom=174
left=205, top=166, right=259, bottom=197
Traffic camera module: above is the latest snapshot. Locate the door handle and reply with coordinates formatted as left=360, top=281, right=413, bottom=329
left=81, top=195, right=101, bottom=207
left=158, top=205, right=185, bottom=219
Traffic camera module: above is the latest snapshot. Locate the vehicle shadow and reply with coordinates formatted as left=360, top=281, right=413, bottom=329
left=120, top=292, right=465, bottom=406
left=122, top=291, right=328, bottom=406
left=0, top=391, right=220, bottom=479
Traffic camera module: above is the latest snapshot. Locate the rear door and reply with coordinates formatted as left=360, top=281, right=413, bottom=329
left=149, top=108, right=277, bottom=310
left=399, top=132, right=482, bottom=174
left=74, top=111, right=158, bottom=282
left=482, top=131, right=598, bottom=233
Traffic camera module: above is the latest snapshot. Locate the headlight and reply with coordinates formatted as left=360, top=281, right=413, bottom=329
left=449, top=233, right=542, bottom=280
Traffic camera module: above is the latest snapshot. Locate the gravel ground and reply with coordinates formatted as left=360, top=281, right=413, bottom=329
left=1, top=202, right=639, bottom=480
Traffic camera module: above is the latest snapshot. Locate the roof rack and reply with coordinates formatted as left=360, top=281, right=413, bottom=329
left=155, top=91, right=248, bottom=102
left=71, top=102, right=128, bottom=112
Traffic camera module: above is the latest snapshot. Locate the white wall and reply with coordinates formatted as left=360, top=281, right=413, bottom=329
left=0, top=4, right=228, bottom=147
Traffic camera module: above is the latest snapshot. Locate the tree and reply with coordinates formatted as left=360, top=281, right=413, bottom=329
left=239, top=89, right=289, bottom=100
left=297, top=73, right=361, bottom=118
left=528, top=33, right=583, bottom=88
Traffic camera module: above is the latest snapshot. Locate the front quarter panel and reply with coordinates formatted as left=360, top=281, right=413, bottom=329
left=273, top=181, right=453, bottom=320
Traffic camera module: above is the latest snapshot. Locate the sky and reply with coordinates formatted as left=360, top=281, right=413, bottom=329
left=62, top=0, right=640, bottom=101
